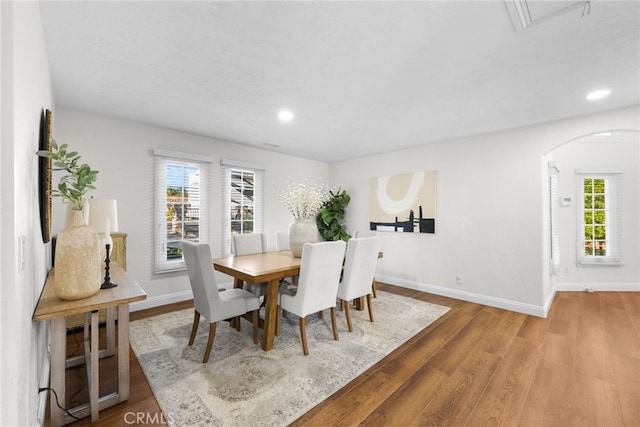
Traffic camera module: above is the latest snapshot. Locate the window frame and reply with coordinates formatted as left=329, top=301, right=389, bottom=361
left=576, top=169, right=622, bottom=266
left=221, top=159, right=264, bottom=256
left=154, top=149, right=212, bottom=273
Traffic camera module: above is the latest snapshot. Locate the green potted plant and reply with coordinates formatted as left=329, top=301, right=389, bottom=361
left=316, top=189, right=351, bottom=241
left=37, top=139, right=102, bottom=300
left=38, top=139, right=99, bottom=211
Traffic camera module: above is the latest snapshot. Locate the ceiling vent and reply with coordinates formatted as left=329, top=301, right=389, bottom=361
left=505, top=0, right=593, bottom=31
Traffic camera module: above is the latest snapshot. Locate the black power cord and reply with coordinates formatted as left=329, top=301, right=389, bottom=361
left=38, top=387, right=81, bottom=421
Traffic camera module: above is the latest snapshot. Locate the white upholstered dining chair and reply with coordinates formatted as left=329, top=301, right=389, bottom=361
left=277, top=240, right=346, bottom=356
left=275, top=230, right=298, bottom=288
left=182, top=241, right=260, bottom=363
left=231, top=233, right=268, bottom=297
left=352, top=229, right=380, bottom=298
left=353, top=229, right=377, bottom=238
left=336, top=236, right=380, bottom=332
left=275, top=230, right=290, bottom=251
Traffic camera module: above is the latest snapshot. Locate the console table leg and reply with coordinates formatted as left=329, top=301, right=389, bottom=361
left=85, top=310, right=100, bottom=422
left=105, top=306, right=116, bottom=356
left=50, top=317, right=66, bottom=427
left=118, top=304, right=130, bottom=401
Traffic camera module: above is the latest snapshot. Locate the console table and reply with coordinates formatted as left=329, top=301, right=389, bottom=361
left=33, top=263, right=146, bottom=426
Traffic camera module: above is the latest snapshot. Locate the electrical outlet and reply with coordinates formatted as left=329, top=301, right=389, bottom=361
left=456, top=275, right=463, bottom=285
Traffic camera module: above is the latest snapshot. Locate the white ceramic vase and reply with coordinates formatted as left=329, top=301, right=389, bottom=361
left=54, top=209, right=102, bottom=300
left=288, top=218, right=319, bottom=258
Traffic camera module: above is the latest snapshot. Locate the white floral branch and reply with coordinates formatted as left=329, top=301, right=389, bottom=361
left=275, top=178, right=331, bottom=219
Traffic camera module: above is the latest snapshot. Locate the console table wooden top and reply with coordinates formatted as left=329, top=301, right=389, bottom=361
left=33, top=262, right=146, bottom=321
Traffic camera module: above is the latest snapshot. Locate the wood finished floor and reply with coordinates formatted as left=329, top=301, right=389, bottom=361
left=50, top=284, right=639, bottom=426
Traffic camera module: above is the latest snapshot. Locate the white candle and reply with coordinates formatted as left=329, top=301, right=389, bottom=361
left=105, top=219, right=113, bottom=254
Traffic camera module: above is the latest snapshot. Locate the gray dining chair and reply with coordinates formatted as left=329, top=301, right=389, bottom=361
left=231, top=233, right=268, bottom=297
left=182, top=241, right=260, bottom=363
left=336, top=236, right=381, bottom=332
left=277, top=240, right=346, bottom=355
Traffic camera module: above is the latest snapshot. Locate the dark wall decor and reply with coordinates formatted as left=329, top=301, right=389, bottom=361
left=369, top=170, right=437, bottom=234
left=38, top=109, right=52, bottom=242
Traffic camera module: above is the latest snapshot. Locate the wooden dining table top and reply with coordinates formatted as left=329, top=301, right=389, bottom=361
left=212, top=250, right=301, bottom=285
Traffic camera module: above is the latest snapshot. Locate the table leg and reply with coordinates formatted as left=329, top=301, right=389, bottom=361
left=105, top=307, right=115, bottom=356
left=117, top=304, right=130, bottom=401
left=49, top=317, right=67, bottom=427
left=85, top=311, right=99, bottom=422
left=261, top=279, right=280, bottom=351
left=230, top=278, right=244, bottom=329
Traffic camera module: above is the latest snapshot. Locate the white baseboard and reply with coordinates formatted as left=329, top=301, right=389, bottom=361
left=36, top=348, right=50, bottom=427
left=130, top=289, right=193, bottom=312
left=129, top=282, right=233, bottom=312
left=554, top=282, right=640, bottom=292
left=542, top=285, right=557, bottom=318
left=377, top=275, right=549, bottom=318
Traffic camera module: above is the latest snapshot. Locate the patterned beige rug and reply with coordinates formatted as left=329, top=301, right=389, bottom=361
left=130, top=291, right=449, bottom=426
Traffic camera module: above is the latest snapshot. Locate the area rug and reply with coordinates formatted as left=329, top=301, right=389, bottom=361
left=130, top=291, right=449, bottom=426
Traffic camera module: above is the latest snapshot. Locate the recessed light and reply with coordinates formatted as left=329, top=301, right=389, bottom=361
left=586, top=89, right=611, bottom=100
left=278, top=110, right=293, bottom=122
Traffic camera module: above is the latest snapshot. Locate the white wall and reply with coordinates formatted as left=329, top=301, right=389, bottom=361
left=0, top=2, right=53, bottom=425
left=2, top=4, right=636, bottom=425
left=53, top=109, right=330, bottom=308
left=330, top=106, right=640, bottom=316
left=548, top=130, right=639, bottom=290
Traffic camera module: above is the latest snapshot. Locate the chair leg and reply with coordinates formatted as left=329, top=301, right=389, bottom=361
left=343, top=299, right=353, bottom=332
left=235, top=316, right=241, bottom=331
left=188, top=311, right=200, bottom=345
left=330, top=307, right=339, bottom=341
left=202, top=322, right=217, bottom=363
left=252, top=310, right=259, bottom=344
left=366, top=294, right=374, bottom=323
left=372, top=279, right=377, bottom=298
left=299, top=316, right=309, bottom=356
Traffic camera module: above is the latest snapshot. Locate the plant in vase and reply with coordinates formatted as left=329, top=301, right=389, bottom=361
left=316, top=189, right=351, bottom=242
left=37, top=139, right=102, bottom=300
left=275, top=178, right=330, bottom=257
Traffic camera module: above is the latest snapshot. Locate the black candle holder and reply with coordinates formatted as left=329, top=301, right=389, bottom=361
left=101, top=243, right=118, bottom=289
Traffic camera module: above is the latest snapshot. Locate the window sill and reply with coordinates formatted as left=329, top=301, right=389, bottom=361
left=578, top=259, right=623, bottom=267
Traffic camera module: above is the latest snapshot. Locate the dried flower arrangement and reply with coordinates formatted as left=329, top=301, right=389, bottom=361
left=275, top=178, right=331, bottom=219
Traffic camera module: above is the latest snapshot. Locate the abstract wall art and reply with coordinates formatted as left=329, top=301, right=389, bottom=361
left=369, top=170, right=436, bottom=233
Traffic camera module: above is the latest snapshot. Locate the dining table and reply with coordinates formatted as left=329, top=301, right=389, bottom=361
left=213, top=250, right=301, bottom=351
left=213, top=249, right=382, bottom=351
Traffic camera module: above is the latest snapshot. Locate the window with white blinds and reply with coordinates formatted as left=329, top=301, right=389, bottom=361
left=576, top=170, right=622, bottom=265
left=549, top=162, right=560, bottom=275
left=221, top=159, right=264, bottom=256
left=154, top=149, right=211, bottom=273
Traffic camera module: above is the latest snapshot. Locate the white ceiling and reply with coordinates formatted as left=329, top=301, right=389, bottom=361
left=39, top=1, right=640, bottom=163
